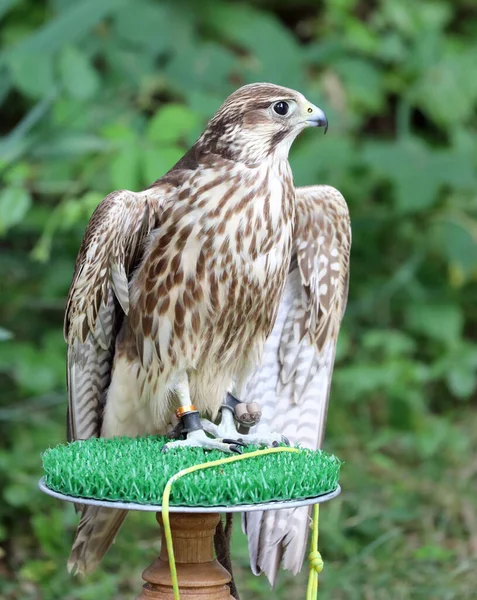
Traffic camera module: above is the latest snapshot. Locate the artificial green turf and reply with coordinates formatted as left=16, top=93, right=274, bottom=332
left=42, top=436, right=341, bottom=507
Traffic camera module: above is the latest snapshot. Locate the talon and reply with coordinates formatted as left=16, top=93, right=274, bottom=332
left=230, top=444, right=243, bottom=454
left=282, top=435, right=290, bottom=446
left=272, top=440, right=279, bottom=448
left=162, top=445, right=170, bottom=454
left=222, top=438, right=246, bottom=447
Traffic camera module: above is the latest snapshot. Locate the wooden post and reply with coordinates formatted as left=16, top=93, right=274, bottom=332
left=137, top=512, right=233, bottom=600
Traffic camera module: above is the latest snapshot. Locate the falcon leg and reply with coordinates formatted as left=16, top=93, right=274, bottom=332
left=162, top=374, right=245, bottom=454
left=201, top=392, right=290, bottom=447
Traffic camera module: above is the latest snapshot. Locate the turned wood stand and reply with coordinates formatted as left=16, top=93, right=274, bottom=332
left=138, top=513, right=232, bottom=599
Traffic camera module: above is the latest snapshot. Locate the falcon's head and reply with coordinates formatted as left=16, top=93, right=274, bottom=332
left=200, top=83, right=328, bottom=165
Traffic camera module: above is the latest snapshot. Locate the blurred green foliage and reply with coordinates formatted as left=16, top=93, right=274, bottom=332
left=1, top=0, right=476, bottom=598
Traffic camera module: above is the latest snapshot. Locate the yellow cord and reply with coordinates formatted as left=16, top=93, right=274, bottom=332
left=306, top=504, right=323, bottom=600
left=161, top=446, right=323, bottom=600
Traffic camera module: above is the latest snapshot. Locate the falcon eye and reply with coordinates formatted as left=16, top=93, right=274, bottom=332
left=273, top=101, right=289, bottom=116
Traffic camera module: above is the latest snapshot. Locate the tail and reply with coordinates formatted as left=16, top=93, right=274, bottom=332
left=68, top=506, right=128, bottom=575
left=242, top=507, right=311, bottom=586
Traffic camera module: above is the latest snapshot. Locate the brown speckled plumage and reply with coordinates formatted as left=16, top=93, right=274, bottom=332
left=64, top=83, right=350, bottom=579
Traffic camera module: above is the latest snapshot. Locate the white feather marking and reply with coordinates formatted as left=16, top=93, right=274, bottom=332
left=110, top=262, right=130, bottom=315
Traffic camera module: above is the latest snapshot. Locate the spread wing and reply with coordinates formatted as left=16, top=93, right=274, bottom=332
left=64, top=188, right=167, bottom=442
left=242, top=185, right=351, bottom=584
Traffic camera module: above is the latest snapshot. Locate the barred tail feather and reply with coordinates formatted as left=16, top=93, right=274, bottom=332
left=68, top=506, right=128, bottom=575
left=281, top=507, right=312, bottom=573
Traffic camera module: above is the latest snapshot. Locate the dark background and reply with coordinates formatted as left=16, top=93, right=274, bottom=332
left=1, top=0, right=476, bottom=598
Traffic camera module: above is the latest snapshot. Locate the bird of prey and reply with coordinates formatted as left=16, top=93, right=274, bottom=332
left=64, top=82, right=351, bottom=578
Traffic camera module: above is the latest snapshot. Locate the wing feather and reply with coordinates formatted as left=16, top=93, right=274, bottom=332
left=65, top=188, right=167, bottom=441
left=242, top=185, right=351, bottom=584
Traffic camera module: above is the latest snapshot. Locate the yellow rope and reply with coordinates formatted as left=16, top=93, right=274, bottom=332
left=306, top=504, right=323, bottom=600
left=161, top=446, right=323, bottom=600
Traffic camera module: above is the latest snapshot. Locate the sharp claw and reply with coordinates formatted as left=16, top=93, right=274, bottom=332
left=222, top=438, right=246, bottom=447
left=162, top=445, right=170, bottom=453
left=282, top=435, right=290, bottom=446
left=272, top=440, right=279, bottom=448
left=230, top=444, right=243, bottom=454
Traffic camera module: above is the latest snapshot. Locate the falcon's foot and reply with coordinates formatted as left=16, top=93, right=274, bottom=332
left=201, top=405, right=289, bottom=448
left=201, top=419, right=289, bottom=447
left=162, top=429, right=245, bottom=454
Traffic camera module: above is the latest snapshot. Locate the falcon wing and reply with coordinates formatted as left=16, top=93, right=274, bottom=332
left=65, top=188, right=166, bottom=442
left=242, top=185, right=351, bottom=584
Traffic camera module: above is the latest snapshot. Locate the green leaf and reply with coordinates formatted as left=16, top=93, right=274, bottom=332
left=363, top=330, right=416, bottom=357
left=442, top=342, right=477, bottom=399
left=58, top=46, right=99, bottom=100
left=0, top=0, right=20, bottom=21
left=113, top=1, right=173, bottom=53
left=142, top=146, right=184, bottom=184
left=19, top=559, right=57, bottom=583
left=203, top=3, right=304, bottom=88
left=0, top=187, right=32, bottom=234
left=7, top=51, right=55, bottom=98
left=363, top=137, right=476, bottom=212
left=10, top=334, right=65, bottom=395
left=30, top=134, right=109, bottom=158
left=102, top=121, right=138, bottom=144
left=291, top=134, right=355, bottom=188
left=334, top=58, right=384, bottom=112
left=5, top=0, right=128, bottom=58
left=3, top=482, right=35, bottom=507
left=165, top=42, right=237, bottom=97
left=109, top=144, right=141, bottom=191
left=380, top=0, right=451, bottom=37
left=430, top=217, right=477, bottom=278
left=405, top=304, right=463, bottom=345
left=411, top=44, right=477, bottom=126
left=447, top=365, right=476, bottom=399
left=147, top=104, right=199, bottom=145
left=414, top=544, right=454, bottom=561
left=3, top=162, right=29, bottom=185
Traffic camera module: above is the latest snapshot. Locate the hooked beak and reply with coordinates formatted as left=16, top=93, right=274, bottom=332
left=305, top=105, right=328, bottom=134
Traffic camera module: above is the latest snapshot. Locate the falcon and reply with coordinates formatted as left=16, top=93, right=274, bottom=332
left=65, top=83, right=351, bottom=579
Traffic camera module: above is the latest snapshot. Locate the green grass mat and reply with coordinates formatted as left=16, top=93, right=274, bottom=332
left=42, top=436, right=341, bottom=507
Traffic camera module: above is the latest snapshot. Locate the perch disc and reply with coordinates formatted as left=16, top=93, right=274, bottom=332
left=41, top=435, right=341, bottom=509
